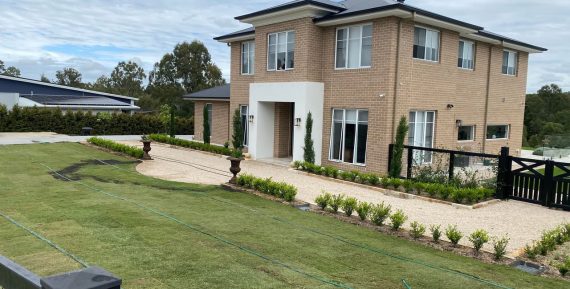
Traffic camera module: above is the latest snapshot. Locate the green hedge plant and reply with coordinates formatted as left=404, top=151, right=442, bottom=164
left=356, top=201, right=371, bottom=221
left=410, top=221, right=426, bottom=240
left=236, top=174, right=297, bottom=201
left=315, top=192, right=332, bottom=210
left=330, top=194, right=345, bottom=213
left=492, top=235, right=509, bottom=261
left=370, top=202, right=391, bottom=226
left=469, top=229, right=490, bottom=254
left=342, top=197, right=358, bottom=217
left=430, top=224, right=442, bottom=243
left=149, top=134, right=235, bottom=156
left=445, top=225, right=463, bottom=247
left=87, top=137, right=144, bottom=158
left=390, top=209, right=407, bottom=230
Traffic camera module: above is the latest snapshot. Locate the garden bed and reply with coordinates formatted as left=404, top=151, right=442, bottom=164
left=292, top=161, right=496, bottom=206
left=149, top=134, right=236, bottom=156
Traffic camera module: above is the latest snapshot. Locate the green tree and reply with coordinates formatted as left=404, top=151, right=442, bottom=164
left=203, top=105, right=210, bottom=144
left=110, top=61, right=146, bottom=97
left=524, top=84, right=570, bottom=146
left=390, top=116, right=408, bottom=178
left=303, top=112, right=315, bottom=164
left=0, top=60, right=21, bottom=77
left=232, top=108, right=244, bottom=150
left=40, top=74, right=51, bottom=83
left=55, top=68, right=83, bottom=87
left=89, top=75, right=113, bottom=92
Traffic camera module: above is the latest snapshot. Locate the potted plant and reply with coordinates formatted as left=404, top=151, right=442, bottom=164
left=227, top=149, right=244, bottom=184
left=140, top=135, right=152, bottom=160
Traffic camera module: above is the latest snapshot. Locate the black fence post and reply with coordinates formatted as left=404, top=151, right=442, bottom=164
left=448, top=153, right=455, bottom=181
left=495, top=147, right=511, bottom=199
left=542, top=160, right=555, bottom=207
left=388, top=144, right=394, bottom=173
left=406, top=147, right=413, bottom=179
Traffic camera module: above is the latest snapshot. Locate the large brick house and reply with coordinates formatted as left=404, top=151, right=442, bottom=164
left=185, top=0, right=546, bottom=174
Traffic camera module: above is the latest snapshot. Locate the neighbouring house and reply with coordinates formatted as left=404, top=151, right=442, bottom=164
left=191, top=0, right=547, bottom=174
left=183, top=84, right=231, bottom=144
left=0, top=75, right=139, bottom=114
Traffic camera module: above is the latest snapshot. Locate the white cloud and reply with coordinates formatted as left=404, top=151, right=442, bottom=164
left=0, top=0, right=567, bottom=92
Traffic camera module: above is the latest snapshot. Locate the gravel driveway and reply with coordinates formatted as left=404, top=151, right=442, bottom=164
left=122, top=141, right=570, bottom=255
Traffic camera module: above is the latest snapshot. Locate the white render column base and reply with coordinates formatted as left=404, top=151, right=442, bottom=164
left=248, top=82, right=324, bottom=165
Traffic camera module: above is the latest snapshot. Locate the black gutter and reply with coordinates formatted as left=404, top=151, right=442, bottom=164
left=477, top=31, right=547, bottom=52
left=214, top=29, right=255, bottom=41
left=235, top=0, right=345, bottom=21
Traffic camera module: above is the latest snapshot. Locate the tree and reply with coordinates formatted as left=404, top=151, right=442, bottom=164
left=40, top=74, right=51, bottom=83
left=55, top=68, right=83, bottom=87
left=303, top=112, right=315, bottom=163
left=232, top=108, right=244, bottom=150
left=110, top=61, right=146, bottom=97
left=524, top=84, right=570, bottom=147
left=203, top=105, right=210, bottom=144
left=390, top=116, right=408, bottom=178
left=0, top=60, right=21, bottom=77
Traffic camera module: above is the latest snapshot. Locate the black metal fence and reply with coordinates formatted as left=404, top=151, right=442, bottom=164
left=389, top=144, right=570, bottom=211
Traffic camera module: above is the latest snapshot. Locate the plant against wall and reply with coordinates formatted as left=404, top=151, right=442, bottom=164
left=232, top=108, right=244, bottom=150
left=203, top=105, right=210, bottom=144
left=390, top=116, right=408, bottom=178
left=303, top=111, right=315, bottom=164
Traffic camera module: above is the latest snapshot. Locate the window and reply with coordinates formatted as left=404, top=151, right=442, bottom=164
left=486, top=125, right=509, bottom=140
left=458, top=40, right=474, bottom=69
left=329, top=109, right=368, bottom=165
left=268, top=31, right=295, bottom=71
left=336, top=24, right=372, bottom=69
left=409, top=111, right=436, bottom=163
left=240, top=105, right=249, bottom=146
left=206, top=103, right=213, bottom=136
left=458, top=125, right=475, bottom=141
left=241, top=41, right=255, bottom=75
left=413, top=27, right=439, bottom=62
left=502, top=50, right=517, bottom=75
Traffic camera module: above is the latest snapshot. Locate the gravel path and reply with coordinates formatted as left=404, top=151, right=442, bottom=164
left=122, top=141, right=570, bottom=255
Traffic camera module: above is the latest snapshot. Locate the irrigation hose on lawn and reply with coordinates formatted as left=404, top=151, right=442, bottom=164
left=94, top=158, right=513, bottom=289
left=38, top=162, right=352, bottom=289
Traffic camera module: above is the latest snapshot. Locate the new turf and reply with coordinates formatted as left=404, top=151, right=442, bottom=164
left=0, top=143, right=567, bottom=289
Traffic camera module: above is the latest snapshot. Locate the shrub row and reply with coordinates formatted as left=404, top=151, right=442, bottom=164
left=0, top=105, right=193, bottom=135
left=524, top=224, right=570, bottom=259
left=149, top=134, right=235, bottom=156
left=294, top=161, right=494, bottom=205
left=236, top=174, right=297, bottom=202
left=87, top=137, right=144, bottom=158
left=314, top=192, right=509, bottom=260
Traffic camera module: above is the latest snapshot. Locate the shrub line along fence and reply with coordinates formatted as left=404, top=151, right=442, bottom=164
left=391, top=144, right=570, bottom=211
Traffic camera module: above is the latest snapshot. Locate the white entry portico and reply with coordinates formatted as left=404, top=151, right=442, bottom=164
left=248, top=82, right=324, bottom=165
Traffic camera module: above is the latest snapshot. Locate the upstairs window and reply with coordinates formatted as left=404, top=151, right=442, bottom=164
left=458, top=40, right=475, bottom=69
left=268, top=31, right=295, bottom=71
left=241, top=41, right=255, bottom=75
left=336, top=24, right=372, bottom=69
left=502, top=50, right=517, bottom=75
left=413, top=27, right=439, bottom=62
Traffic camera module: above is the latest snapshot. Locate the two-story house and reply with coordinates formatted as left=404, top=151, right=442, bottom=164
left=185, top=0, right=546, bottom=174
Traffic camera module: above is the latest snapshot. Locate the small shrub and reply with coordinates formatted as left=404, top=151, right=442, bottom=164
left=410, top=221, right=426, bottom=239
left=402, top=180, right=415, bottom=193
left=445, top=225, right=463, bottom=246
left=380, top=177, right=390, bottom=188
left=425, top=183, right=439, bottom=197
left=370, top=202, right=392, bottom=226
left=292, top=160, right=303, bottom=169
left=87, top=137, right=144, bottom=158
left=330, top=194, right=345, bottom=213
left=430, top=224, right=442, bottom=243
left=324, top=166, right=338, bottom=178
left=439, top=186, right=453, bottom=200
left=413, top=182, right=426, bottom=194
left=342, top=197, right=358, bottom=217
left=236, top=174, right=297, bottom=201
left=340, top=171, right=352, bottom=181
left=315, top=192, right=332, bottom=210
left=492, top=235, right=509, bottom=261
left=349, top=171, right=359, bottom=182
left=389, top=178, right=403, bottom=190
left=559, top=265, right=569, bottom=277
left=524, top=244, right=538, bottom=259
left=468, top=229, right=490, bottom=254
left=367, top=174, right=380, bottom=186
left=356, top=202, right=372, bottom=221
left=390, top=209, right=407, bottom=230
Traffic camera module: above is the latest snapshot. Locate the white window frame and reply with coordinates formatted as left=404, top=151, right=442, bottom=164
left=334, top=23, right=373, bottom=70
left=486, top=125, right=510, bottom=140
left=502, top=50, right=518, bottom=76
left=267, top=30, right=295, bottom=71
left=328, top=108, right=368, bottom=166
left=413, top=26, right=440, bottom=62
left=457, top=125, right=475, bottom=142
left=241, top=41, right=255, bottom=75
left=409, top=111, right=436, bottom=164
left=458, top=39, right=475, bottom=70
left=240, top=105, right=249, bottom=146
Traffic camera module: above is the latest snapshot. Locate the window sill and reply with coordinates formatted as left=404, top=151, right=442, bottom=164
left=486, top=138, right=509, bottom=141
left=267, top=69, right=295, bottom=72
left=457, top=140, right=475, bottom=143
left=334, top=66, right=372, bottom=71
left=458, top=67, right=474, bottom=71
left=328, top=159, right=366, bottom=167
left=240, top=73, right=254, bottom=76
left=502, top=73, right=517, bottom=77
left=413, top=58, right=440, bottom=64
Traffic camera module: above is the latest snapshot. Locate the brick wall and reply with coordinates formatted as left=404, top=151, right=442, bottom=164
left=193, top=101, right=230, bottom=145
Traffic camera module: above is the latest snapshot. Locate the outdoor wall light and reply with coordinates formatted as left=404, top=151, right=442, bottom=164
left=295, top=117, right=302, bottom=127
left=447, top=104, right=454, bottom=109
left=456, top=119, right=462, bottom=127
left=249, top=115, right=254, bottom=123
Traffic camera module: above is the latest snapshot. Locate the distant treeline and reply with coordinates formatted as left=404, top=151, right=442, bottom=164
left=524, top=84, right=570, bottom=148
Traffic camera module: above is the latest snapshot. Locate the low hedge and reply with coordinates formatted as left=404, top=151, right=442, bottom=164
left=293, top=161, right=494, bottom=205
left=87, top=137, right=144, bottom=158
left=236, top=174, right=297, bottom=202
left=149, top=134, right=234, bottom=156
left=0, top=105, right=193, bottom=135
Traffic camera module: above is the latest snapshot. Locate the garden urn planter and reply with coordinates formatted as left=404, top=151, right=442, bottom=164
left=227, top=156, right=243, bottom=184
left=141, top=140, right=152, bottom=160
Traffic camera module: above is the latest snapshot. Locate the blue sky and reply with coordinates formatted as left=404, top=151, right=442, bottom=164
left=0, top=0, right=567, bottom=92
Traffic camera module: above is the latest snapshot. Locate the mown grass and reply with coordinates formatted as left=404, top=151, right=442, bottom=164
left=0, top=143, right=568, bottom=289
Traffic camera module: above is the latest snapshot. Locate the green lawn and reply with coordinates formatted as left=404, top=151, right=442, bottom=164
left=0, top=143, right=567, bottom=289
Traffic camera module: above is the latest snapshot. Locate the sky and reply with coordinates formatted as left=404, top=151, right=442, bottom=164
left=0, top=0, right=567, bottom=93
